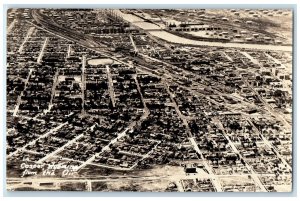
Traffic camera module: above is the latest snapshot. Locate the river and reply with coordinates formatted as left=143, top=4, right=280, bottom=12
left=115, top=10, right=292, bottom=52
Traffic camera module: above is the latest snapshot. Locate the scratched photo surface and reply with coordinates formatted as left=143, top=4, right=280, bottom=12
left=6, top=8, right=292, bottom=192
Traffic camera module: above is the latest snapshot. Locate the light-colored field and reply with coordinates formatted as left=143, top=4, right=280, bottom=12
left=274, top=185, right=292, bottom=192
left=93, top=179, right=171, bottom=192
left=87, top=58, right=114, bottom=66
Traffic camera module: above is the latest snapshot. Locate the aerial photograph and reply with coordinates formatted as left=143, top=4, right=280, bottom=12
left=6, top=8, right=293, bottom=192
